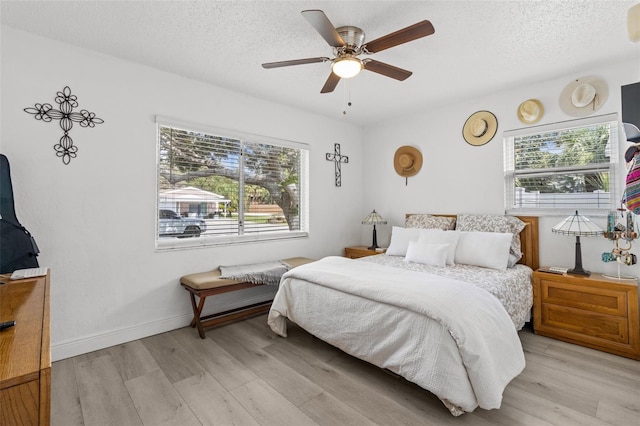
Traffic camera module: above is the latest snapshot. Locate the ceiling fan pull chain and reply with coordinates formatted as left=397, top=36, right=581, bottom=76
left=342, top=79, right=352, bottom=115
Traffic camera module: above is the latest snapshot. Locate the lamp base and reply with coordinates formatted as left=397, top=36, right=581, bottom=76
left=368, top=224, right=379, bottom=251
left=568, top=268, right=591, bottom=276
left=569, top=236, right=590, bottom=276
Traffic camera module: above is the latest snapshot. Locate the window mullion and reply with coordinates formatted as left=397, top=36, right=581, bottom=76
left=238, top=141, right=245, bottom=235
left=516, top=162, right=612, bottom=177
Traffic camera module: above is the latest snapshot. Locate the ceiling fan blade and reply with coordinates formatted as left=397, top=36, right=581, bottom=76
left=320, top=72, right=341, bottom=93
left=301, top=10, right=345, bottom=48
left=363, top=20, right=435, bottom=53
left=262, top=57, right=329, bottom=69
left=364, top=60, right=412, bottom=81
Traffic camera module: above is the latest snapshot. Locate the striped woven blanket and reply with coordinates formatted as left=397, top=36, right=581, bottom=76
left=219, top=260, right=290, bottom=286
left=625, top=157, right=640, bottom=214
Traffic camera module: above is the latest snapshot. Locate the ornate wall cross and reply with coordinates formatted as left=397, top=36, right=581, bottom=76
left=24, top=86, right=104, bottom=165
left=326, top=143, right=349, bottom=187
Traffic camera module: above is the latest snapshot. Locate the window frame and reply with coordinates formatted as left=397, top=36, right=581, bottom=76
left=155, top=116, right=309, bottom=251
left=503, top=113, right=619, bottom=217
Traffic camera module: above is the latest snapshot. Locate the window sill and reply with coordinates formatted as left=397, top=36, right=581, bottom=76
left=155, top=231, right=309, bottom=252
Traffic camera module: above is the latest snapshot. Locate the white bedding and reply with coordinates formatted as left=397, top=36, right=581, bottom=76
left=360, top=254, right=533, bottom=329
left=268, top=256, right=527, bottom=415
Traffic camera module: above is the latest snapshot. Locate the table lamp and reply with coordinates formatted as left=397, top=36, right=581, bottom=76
left=362, top=209, right=387, bottom=250
left=552, top=210, right=604, bottom=276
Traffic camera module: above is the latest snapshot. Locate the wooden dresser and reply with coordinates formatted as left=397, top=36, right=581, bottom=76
left=533, top=270, right=640, bottom=360
left=0, top=272, right=51, bottom=425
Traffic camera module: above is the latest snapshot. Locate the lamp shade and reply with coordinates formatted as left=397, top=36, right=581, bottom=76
left=362, top=209, right=387, bottom=225
left=552, top=211, right=603, bottom=236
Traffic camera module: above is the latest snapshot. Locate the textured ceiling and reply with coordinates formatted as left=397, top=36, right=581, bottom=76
left=2, top=0, right=639, bottom=125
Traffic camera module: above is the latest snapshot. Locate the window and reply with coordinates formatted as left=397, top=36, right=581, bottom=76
left=156, top=117, right=309, bottom=249
left=504, top=113, right=619, bottom=215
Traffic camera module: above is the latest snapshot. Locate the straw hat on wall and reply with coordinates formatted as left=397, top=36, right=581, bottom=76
left=559, top=76, right=608, bottom=117
left=517, top=99, right=544, bottom=125
left=462, top=110, right=498, bottom=146
left=394, top=146, right=423, bottom=177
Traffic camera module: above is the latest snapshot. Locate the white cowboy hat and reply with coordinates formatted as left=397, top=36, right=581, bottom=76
left=517, top=99, right=544, bottom=125
left=462, top=110, right=498, bottom=146
left=559, top=76, right=609, bottom=117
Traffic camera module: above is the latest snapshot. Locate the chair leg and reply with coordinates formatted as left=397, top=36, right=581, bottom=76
left=188, top=292, right=207, bottom=339
left=188, top=292, right=198, bottom=327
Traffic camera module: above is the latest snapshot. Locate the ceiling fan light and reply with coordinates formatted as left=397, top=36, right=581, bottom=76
left=332, top=57, right=363, bottom=79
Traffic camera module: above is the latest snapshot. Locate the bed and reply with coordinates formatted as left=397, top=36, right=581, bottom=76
left=267, top=214, right=539, bottom=415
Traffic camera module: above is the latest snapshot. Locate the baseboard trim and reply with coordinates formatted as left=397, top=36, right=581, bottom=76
left=52, top=294, right=273, bottom=361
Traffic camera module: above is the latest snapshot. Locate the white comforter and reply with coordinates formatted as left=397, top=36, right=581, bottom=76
left=268, top=256, right=525, bottom=415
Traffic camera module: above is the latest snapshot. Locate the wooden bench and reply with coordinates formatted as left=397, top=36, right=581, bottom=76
left=181, top=257, right=314, bottom=338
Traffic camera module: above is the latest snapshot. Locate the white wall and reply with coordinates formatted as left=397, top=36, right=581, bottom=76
left=362, top=57, right=640, bottom=278
left=4, top=24, right=638, bottom=361
left=1, top=27, right=364, bottom=360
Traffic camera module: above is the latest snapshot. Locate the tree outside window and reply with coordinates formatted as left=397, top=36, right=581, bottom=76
left=157, top=123, right=308, bottom=247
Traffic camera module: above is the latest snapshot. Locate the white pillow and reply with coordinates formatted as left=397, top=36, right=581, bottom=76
left=454, top=231, right=513, bottom=271
left=405, top=241, right=449, bottom=267
left=386, top=226, right=422, bottom=256
left=418, top=229, right=460, bottom=265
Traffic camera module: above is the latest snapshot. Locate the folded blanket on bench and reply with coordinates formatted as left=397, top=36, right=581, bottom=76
left=219, top=260, right=291, bottom=286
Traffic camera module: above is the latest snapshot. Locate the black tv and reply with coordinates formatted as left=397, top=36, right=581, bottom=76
left=622, top=82, right=640, bottom=142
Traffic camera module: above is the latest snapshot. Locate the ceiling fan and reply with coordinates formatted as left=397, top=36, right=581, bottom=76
left=262, top=10, right=435, bottom=93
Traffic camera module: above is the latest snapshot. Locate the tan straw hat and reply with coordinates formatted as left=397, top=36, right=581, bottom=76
left=559, top=76, right=608, bottom=117
left=394, top=146, right=423, bottom=177
left=462, top=110, right=498, bottom=146
left=517, top=99, right=544, bottom=125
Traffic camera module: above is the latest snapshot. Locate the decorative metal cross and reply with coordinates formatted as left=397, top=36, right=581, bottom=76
left=326, top=143, right=349, bottom=187
left=24, top=86, right=104, bottom=165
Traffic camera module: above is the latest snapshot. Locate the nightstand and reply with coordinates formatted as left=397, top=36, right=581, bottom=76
left=344, top=246, right=384, bottom=259
left=532, top=269, right=640, bottom=360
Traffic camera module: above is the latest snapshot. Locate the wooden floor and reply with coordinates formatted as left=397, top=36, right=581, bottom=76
left=52, top=315, right=640, bottom=426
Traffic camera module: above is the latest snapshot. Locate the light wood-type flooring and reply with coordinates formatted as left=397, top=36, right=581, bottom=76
left=52, top=315, right=640, bottom=426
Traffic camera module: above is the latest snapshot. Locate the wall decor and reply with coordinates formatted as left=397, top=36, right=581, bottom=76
left=462, top=110, right=498, bottom=146
left=326, top=143, right=349, bottom=187
left=517, top=99, right=544, bottom=125
left=24, top=86, right=104, bottom=165
left=559, top=76, right=608, bottom=117
left=393, top=145, right=423, bottom=186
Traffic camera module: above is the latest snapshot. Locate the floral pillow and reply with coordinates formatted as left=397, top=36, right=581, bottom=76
left=455, top=214, right=525, bottom=261
left=405, top=214, right=456, bottom=230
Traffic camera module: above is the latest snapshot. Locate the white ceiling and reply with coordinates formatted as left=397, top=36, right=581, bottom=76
left=2, top=0, right=639, bottom=125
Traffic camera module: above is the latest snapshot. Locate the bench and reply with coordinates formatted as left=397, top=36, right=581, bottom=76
left=181, top=257, right=314, bottom=338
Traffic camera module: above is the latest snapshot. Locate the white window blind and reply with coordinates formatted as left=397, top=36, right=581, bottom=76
left=156, top=118, right=309, bottom=249
left=504, top=113, right=619, bottom=216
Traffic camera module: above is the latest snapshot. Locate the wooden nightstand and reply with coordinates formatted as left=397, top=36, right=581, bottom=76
left=344, top=246, right=384, bottom=259
left=533, top=269, right=640, bottom=360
